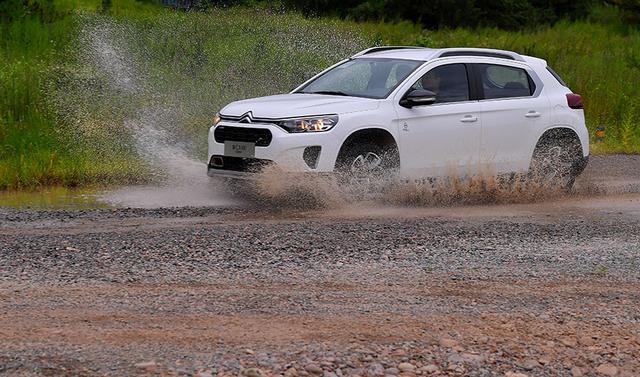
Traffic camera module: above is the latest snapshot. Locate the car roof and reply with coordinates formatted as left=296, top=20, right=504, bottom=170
left=352, top=46, right=547, bottom=67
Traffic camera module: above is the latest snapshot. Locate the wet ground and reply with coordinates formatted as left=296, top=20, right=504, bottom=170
left=1, top=154, right=637, bottom=210
left=1, top=155, right=640, bottom=376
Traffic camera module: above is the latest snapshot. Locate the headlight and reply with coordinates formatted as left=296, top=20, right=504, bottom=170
left=213, top=113, right=221, bottom=127
left=276, top=115, right=338, bottom=133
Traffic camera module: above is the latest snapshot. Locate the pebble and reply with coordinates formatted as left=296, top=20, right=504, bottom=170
left=571, top=366, right=584, bottom=377
left=521, top=359, right=540, bottom=370
left=384, top=367, right=399, bottom=375
left=242, top=368, right=264, bottom=377
left=134, top=361, right=157, bottom=369
left=538, top=357, right=552, bottom=365
left=397, top=362, right=415, bottom=373
left=367, top=363, right=385, bottom=376
left=344, top=368, right=363, bottom=376
left=419, top=365, right=439, bottom=374
left=596, top=363, right=619, bottom=376
left=439, top=337, right=458, bottom=348
left=305, top=364, right=324, bottom=375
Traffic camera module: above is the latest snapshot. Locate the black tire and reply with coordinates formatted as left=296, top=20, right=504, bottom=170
left=335, top=142, right=399, bottom=194
left=529, top=138, right=582, bottom=192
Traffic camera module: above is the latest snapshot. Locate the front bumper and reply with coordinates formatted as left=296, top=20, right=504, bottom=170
left=207, top=155, right=272, bottom=179
left=207, top=168, right=257, bottom=180
left=207, top=121, right=342, bottom=176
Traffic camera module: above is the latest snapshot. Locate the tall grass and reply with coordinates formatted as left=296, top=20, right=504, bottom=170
left=0, top=1, right=162, bottom=189
left=0, top=1, right=639, bottom=190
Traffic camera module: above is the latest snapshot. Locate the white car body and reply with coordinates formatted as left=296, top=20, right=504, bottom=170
left=208, top=47, right=589, bottom=180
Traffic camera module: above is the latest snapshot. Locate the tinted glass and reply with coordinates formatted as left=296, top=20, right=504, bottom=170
left=478, top=64, right=534, bottom=99
left=410, top=64, right=469, bottom=103
left=546, top=66, right=568, bottom=87
left=297, top=58, right=423, bottom=99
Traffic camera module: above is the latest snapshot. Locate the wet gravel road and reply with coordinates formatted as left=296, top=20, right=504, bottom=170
left=1, top=155, right=640, bottom=376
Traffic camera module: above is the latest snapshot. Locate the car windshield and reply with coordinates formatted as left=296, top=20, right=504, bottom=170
left=296, top=58, right=423, bottom=99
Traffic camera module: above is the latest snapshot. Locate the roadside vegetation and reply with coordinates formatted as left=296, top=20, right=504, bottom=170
left=1, top=0, right=639, bottom=190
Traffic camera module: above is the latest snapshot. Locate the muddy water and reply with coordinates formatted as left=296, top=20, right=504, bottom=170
left=1, top=155, right=638, bottom=211
left=0, top=187, right=108, bottom=209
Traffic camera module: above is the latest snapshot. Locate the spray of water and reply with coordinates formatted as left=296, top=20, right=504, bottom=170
left=46, top=10, right=367, bottom=208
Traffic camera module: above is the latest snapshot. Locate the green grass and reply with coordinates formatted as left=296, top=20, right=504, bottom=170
left=1, top=1, right=639, bottom=190
left=0, top=0, right=153, bottom=189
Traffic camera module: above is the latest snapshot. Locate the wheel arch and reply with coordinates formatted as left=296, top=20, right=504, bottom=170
left=335, top=128, right=400, bottom=169
left=532, top=126, right=583, bottom=158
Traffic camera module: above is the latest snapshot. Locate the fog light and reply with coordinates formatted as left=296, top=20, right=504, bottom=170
left=210, top=156, right=224, bottom=168
left=303, top=146, right=321, bottom=169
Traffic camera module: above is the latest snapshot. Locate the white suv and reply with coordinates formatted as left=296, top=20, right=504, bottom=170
left=208, top=47, right=589, bottom=189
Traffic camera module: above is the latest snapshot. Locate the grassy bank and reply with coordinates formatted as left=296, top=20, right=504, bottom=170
left=0, top=1, right=638, bottom=190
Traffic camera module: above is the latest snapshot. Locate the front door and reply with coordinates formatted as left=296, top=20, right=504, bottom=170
left=395, top=63, right=482, bottom=178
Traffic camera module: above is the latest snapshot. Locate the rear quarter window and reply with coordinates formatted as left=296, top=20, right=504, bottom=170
left=546, top=66, right=568, bottom=87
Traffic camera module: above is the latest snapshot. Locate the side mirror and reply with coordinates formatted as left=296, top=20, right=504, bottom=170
left=400, top=89, right=437, bottom=108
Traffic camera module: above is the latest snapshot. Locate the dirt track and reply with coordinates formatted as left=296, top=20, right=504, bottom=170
left=1, top=155, right=640, bottom=376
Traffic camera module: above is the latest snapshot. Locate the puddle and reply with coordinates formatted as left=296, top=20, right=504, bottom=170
left=99, top=178, right=238, bottom=208
left=0, top=187, right=108, bottom=210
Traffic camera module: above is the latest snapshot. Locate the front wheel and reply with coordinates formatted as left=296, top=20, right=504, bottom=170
left=335, top=142, right=399, bottom=196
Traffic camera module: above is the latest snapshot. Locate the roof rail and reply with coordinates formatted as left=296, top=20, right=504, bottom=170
left=434, top=48, right=525, bottom=62
left=351, top=46, right=424, bottom=58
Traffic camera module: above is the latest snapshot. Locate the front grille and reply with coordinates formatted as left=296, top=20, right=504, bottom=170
left=214, top=126, right=272, bottom=147
left=208, top=155, right=273, bottom=172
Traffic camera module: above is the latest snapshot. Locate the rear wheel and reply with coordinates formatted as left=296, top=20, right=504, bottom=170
left=529, top=138, right=581, bottom=192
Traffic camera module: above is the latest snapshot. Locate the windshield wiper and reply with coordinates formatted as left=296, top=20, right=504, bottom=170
left=305, top=90, right=350, bottom=96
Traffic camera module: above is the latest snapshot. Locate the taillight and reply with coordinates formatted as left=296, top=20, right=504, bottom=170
left=566, top=93, right=583, bottom=109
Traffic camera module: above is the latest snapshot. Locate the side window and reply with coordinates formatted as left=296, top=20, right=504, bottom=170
left=410, top=64, right=469, bottom=104
left=478, top=64, right=535, bottom=99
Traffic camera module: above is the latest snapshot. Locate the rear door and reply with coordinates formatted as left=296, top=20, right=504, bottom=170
left=394, top=63, right=482, bottom=178
left=473, top=62, right=550, bottom=173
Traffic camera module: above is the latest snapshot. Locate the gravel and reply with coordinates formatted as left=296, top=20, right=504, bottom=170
left=1, top=155, right=640, bottom=376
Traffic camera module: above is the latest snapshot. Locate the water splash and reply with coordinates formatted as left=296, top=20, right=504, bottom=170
left=46, top=10, right=368, bottom=207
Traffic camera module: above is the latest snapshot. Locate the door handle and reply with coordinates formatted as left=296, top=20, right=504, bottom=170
left=525, top=111, right=541, bottom=118
left=460, top=115, right=478, bottom=123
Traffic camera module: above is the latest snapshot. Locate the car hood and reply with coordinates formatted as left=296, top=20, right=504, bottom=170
left=221, top=93, right=380, bottom=119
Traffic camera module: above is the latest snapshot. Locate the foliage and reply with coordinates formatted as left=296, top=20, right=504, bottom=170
left=277, top=0, right=599, bottom=30
left=610, top=0, right=640, bottom=24
left=0, top=0, right=639, bottom=190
